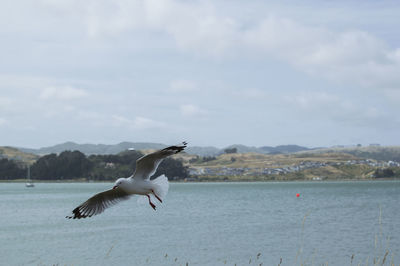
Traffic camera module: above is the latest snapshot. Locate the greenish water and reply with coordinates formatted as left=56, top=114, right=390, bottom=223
left=1, top=181, right=399, bottom=266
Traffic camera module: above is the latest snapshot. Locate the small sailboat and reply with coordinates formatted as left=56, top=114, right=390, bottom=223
left=25, top=166, right=34, bottom=188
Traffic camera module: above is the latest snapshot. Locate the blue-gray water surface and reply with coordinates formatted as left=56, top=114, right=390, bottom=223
left=1, top=181, right=399, bottom=266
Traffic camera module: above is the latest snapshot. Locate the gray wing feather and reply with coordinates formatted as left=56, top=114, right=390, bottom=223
left=66, top=188, right=130, bottom=219
left=133, top=142, right=187, bottom=180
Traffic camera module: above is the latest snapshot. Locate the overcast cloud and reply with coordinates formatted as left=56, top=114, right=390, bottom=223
left=0, top=0, right=399, bottom=148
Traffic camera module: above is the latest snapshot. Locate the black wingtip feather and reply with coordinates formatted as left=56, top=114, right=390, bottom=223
left=66, top=206, right=88, bottom=219
left=162, top=142, right=187, bottom=154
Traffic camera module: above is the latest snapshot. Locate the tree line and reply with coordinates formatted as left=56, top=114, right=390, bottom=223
left=0, top=158, right=25, bottom=180
left=0, top=150, right=188, bottom=181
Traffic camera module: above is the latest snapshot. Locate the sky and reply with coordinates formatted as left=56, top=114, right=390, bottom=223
left=0, top=0, right=400, bottom=149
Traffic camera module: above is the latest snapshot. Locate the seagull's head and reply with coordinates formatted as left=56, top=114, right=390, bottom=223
left=113, top=178, right=126, bottom=190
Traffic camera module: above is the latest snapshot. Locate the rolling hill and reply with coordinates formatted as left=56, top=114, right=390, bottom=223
left=16, top=141, right=311, bottom=156
left=0, top=146, right=39, bottom=165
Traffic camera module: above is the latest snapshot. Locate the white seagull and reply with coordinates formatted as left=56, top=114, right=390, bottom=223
left=66, top=142, right=187, bottom=219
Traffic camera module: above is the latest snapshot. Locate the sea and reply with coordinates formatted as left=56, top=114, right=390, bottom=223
left=0, top=181, right=399, bottom=266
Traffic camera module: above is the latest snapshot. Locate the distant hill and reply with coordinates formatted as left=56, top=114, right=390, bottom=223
left=300, top=146, right=400, bottom=162
left=223, top=144, right=261, bottom=154
left=185, top=146, right=221, bottom=156
left=0, top=146, right=39, bottom=165
left=260, top=144, right=311, bottom=154
left=19, top=141, right=223, bottom=156
left=18, top=141, right=166, bottom=155
left=16, top=141, right=311, bottom=156
left=13, top=141, right=400, bottom=163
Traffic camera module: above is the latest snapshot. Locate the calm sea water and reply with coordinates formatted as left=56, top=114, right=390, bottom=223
left=0, top=181, right=399, bottom=266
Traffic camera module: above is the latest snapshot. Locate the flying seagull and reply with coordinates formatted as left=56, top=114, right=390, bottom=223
left=66, top=142, right=187, bottom=219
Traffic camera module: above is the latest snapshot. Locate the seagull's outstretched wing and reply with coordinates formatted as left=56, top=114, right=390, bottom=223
left=133, top=142, right=187, bottom=180
left=66, top=188, right=131, bottom=219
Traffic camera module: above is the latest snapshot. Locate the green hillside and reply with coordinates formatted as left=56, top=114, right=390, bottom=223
left=299, top=146, right=400, bottom=161
left=187, top=151, right=400, bottom=181
left=0, top=146, right=39, bottom=165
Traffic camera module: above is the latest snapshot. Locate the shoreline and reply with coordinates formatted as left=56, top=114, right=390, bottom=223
left=1, top=177, right=399, bottom=183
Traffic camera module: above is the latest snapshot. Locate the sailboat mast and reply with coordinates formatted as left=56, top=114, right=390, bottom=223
left=25, top=165, right=34, bottom=187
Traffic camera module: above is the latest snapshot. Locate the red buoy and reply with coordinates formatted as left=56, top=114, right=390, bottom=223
left=296, top=193, right=300, bottom=197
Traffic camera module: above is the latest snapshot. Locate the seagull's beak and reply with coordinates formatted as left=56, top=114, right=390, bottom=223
left=112, top=185, right=117, bottom=190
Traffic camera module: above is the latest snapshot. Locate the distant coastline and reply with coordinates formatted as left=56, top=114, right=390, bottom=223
left=1, top=142, right=400, bottom=182
left=2, top=177, right=399, bottom=183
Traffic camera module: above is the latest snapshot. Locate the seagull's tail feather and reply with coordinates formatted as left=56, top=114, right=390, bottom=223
left=151, top=174, right=169, bottom=200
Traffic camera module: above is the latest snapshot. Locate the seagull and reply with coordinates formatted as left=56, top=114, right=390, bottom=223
left=66, top=142, right=187, bottom=219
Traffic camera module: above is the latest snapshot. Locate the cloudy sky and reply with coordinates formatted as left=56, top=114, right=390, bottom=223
left=1, top=0, right=399, bottom=149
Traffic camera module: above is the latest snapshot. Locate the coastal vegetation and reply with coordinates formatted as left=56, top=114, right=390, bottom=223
left=0, top=149, right=188, bottom=181
left=0, top=158, right=25, bottom=180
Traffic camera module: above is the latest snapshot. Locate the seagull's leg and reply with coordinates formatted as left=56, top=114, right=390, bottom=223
left=152, top=190, right=162, bottom=203
left=146, top=194, right=156, bottom=210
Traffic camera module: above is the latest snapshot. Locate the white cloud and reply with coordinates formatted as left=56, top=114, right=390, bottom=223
left=111, top=115, right=132, bottom=126
left=39, top=86, right=88, bottom=100
left=180, top=104, right=207, bottom=117
left=243, top=17, right=400, bottom=89
left=384, top=88, right=400, bottom=103
left=284, top=92, right=340, bottom=109
left=233, top=88, right=269, bottom=100
left=112, top=115, right=166, bottom=130
left=284, top=91, right=399, bottom=128
left=74, top=1, right=400, bottom=90
left=168, top=79, right=197, bottom=92
left=0, top=74, right=49, bottom=89
left=2, top=1, right=399, bottom=92
left=0, top=118, right=6, bottom=126
left=87, top=0, right=237, bottom=55
left=0, top=97, right=14, bottom=110
left=85, top=1, right=146, bottom=38
left=162, top=4, right=238, bottom=56
left=133, top=116, right=166, bottom=129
